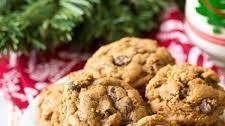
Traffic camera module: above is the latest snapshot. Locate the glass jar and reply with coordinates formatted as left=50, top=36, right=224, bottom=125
left=185, top=0, right=225, bottom=69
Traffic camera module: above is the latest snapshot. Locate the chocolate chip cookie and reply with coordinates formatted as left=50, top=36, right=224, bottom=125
left=145, top=64, right=225, bottom=125
left=84, top=37, right=175, bottom=88
left=36, top=84, right=64, bottom=126
left=60, top=72, right=148, bottom=126
left=133, top=115, right=179, bottom=126
left=214, top=119, right=225, bottom=126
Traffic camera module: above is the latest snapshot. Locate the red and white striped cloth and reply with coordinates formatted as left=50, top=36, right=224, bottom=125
left=0, top=6, right=224, bottom=124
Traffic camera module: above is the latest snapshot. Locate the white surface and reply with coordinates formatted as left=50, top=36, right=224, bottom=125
left=20, top=77, right=68, bottom=126
left=20, top=96, right=37, bottom=126
left=0, top=93, right=10, bottom=126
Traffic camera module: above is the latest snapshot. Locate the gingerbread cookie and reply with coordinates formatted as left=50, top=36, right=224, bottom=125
left=60, top=72, right=148, bottom=126
left=36, top=84, right=64, bottom=126
left=145, top=64, right=225, bottom=125
left=84, top=37, right=175, bottom=88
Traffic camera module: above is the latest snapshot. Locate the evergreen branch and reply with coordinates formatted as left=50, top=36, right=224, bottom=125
left=0, top=0, right=172, bottom=53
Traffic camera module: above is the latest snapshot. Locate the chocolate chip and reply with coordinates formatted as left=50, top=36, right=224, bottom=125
left=68, top=81, right=81, bottom=91
left=155, top=84, right=161, bottom=88
left=68, top=77, right=93, bottom=91
left=179, top=86, right=189, bottom=100
left=45, top=112, right=53, bottom=120
left=108, top=86, right=117, bottom=101
left=152, top=60, right=165, bottom=71
left=200, top=100, right=212, bottom=114
left=113, top=55, right=131, bottom=66
left=105, top=108, right=115, bottom=115
left=109, top=86, right=116, bottom=93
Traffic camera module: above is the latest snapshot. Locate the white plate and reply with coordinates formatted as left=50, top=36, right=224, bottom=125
left=0, top=93, right=11, bottom=126
left=20, top=77, right=225, bottom=126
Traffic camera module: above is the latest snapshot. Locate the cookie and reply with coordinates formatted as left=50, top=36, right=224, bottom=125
left=132, top=115, right=179, bottom=126
left=36, top=84, right=64, bottom=126
left=214, top=119, right=225, bottom=126
left=60, top=72, right=148, bottom=126
left=84, top=37, right=175, bottom=88
left=145, top=64, right=225, bottom=125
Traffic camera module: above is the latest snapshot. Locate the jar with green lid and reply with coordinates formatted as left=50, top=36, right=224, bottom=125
left=185, top=0, right=225, bottom=69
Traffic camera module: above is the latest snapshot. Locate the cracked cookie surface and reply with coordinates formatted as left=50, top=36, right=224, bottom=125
left=145, top=64, right=225, bottom=125
left=36, top=84, right=64, bottom=126
left=60, top=72, right=148, bottom=126
left=84, top=37, right=175, bottom=88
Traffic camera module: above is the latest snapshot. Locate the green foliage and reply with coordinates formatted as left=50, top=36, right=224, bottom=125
left=0, top=0, right=171, bottom=52
left=196, top=0, right=225, bottom=34
left=176, top=0, right=185, bottom=12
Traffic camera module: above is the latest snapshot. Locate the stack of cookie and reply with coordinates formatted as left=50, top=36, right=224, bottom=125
left=36, top=37, right=225, bottom=126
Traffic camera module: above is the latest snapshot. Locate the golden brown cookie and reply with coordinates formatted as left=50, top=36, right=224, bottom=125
left=84, top=37, right=175, bottom=88
left=36, top=84, right=64, bottom=126
left=60, top=72, right=148, bottom=126
left=214, top=119, right=225, bottom=126
left=133, top=115, right=179, bottom=126
left=145, top=64, right=225, bottom=125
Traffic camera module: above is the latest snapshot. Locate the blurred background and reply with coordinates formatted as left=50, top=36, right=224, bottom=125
left=0, top=0, right=183, bottom=53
